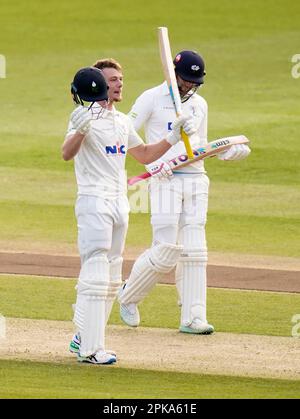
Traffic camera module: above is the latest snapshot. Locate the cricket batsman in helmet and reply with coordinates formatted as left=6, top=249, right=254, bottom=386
left=119, top=50, right=250, bottom=334
left=62, top=63, right=197, bottom=364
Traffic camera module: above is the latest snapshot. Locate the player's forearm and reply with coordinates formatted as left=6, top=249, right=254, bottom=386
left=137, top=140, right=171, bottom=164
left=62, top=132, right=85, bottom=161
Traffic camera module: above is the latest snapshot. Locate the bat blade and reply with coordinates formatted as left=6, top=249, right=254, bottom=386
left=158, top=26, right=194, bottom=159
left=158, top=27, right=182, bottom=115
left=170, top=135, right=249, bottom=170
left=127, top=135, right=249, bottom=185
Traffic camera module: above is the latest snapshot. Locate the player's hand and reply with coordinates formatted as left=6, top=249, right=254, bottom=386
left=166, top=115, right=196, bottom=145
left=146, top=160, right=173, bottom=179
left=217, top=144, right=251, bottom=161
left=71, top=106, right=92, bottom=135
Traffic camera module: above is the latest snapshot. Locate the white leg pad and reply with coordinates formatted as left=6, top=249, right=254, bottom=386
left=180, top=224, right=208, bottom=326
left=175, top=261, right=183, bottom=306
left=119, top=242, right=183, bottom=304
left=105, top=257, right=123, bottom=323
left=73, top=255, right=109, bottom=357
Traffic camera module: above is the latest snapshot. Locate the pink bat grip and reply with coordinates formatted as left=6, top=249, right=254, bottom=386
left=127, top=172, right=151, bottom=186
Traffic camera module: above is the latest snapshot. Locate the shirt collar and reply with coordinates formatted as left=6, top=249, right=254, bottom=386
left=161, top=81, right=170, bottom=96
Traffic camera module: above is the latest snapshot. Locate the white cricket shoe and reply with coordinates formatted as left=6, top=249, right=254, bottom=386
left=69, top=333, right=117, bottom=358
left=118, top=284, right=140, bottom=327
left=77, top=350, right=117, bottom=365
left=179, top=319, right=214, bottom=335
left=120, top=302, right=140, bottom=327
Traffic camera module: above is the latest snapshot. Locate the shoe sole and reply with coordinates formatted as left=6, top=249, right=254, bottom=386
left=120, top=316, right=139, bottom=327
left=179, top=326, right=214, bottom=335
left=70, top=344, right=117, bottom=358
left=77, top=356, right=117, bottom=365
left=120, top=307, right=140, bottom=327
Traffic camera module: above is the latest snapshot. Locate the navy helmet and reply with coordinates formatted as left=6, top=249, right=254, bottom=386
left=71, top=67, right=108, bottom=105
left=173, top=50, right=206, bottom=85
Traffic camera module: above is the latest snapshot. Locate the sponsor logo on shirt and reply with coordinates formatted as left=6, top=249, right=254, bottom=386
left=167, top=122, right=172, bottom=131
left=105, top=141, right=126, bottom=155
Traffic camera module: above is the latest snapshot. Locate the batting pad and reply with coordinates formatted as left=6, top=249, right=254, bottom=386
left=180, top=224, right=208, bottom=326
left=105, top=257, right=123, bottom=324
left=74, top=255, right=109, bottom=357
left=175, top=261, right=183, bottom=306
left=175, top=227, right=183, bottom=306
left=119, top=242, right=183, bottom=304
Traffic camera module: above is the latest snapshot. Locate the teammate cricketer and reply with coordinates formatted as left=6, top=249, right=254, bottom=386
left=118, top=51, right=250, bottom=334
left=62, top=62, right=195, bottom=364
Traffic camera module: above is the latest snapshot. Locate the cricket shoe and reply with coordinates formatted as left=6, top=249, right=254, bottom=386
left=69, top=333, right=81, bottom=354
left=120, top=302, right=140, bottom=327
left=69, top=333, right=117, bottom=358
left=77, top=350, right=116, bottom=365
left=179, top=319, right=214, bottom=335
left=118, top=284, right=140, bottom=327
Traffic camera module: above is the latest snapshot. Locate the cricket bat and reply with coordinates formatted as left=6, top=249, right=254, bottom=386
left=128, top=135, right=249, bottom=186
left=158, top=26, right=194, bottom=160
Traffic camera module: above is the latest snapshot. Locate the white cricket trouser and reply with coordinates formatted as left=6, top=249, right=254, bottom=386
left=150, top=174, right=209, bottom=240
left=75, top=194, right=129, bottom=263
left=150, top=174, right=209, bottom=325
left=73, top=194, right=129, bottom=355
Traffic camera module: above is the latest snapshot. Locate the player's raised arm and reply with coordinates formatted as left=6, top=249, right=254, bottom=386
left=62, top=107, right=91, bottom=161
left=128, top=114, right=196, bottom=165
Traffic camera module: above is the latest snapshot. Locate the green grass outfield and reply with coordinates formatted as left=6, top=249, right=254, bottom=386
left=1, top=275, right=299, bottom=336
left=1, top=360, right=299, bottom=399
left=0, top=0, right=300, bottom=400
left=1, top=274, right=300, bottom=398
left=0, top=0, right=299, bottom=256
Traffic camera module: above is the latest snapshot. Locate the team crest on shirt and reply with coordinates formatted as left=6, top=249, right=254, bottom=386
left=105, top=141, right=126, bottom=155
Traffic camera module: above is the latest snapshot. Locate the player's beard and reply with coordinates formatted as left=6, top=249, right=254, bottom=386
left=179, top=85, right=199, bottom=103
left=108, top=92, right=122, bottom=106
left=177, top=77, right=200, bottom=103
left=113, top=91, right=122, bottom=102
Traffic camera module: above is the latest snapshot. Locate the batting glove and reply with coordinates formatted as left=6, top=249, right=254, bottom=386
left=146, top=160, right=173, bottom=179
left=166, top=115, right=197, bottom=145
left=217, top=144, right=251, bottom=161
left=70, top=106, right=92, bottom=135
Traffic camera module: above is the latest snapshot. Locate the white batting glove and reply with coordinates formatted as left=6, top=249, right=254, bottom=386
left=146, top=160, right=173, bottom=179
left=70, top=106, right=92, bottom=135
left=166, top=115, right=197, bottom=145
left=217, top=144, right=251, bottom=161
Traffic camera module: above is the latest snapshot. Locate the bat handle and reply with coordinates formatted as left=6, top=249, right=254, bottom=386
left=128, top=171, right=151, bottom=186
left=180, top=128, right=194, bottom=159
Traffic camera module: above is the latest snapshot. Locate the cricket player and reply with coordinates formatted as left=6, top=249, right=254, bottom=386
left=118, top=51, right=250, bottom=334
left=62, top=61, right=196, bottom=364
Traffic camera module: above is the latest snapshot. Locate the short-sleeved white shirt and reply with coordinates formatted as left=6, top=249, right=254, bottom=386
left=129, top=82, right=208, bottom=173
left=66, top=106, right=143, bottom=198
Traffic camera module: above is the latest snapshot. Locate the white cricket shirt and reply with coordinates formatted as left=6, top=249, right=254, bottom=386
left=129, top=82, right=208, bottom=173
left=66, top=106, right=143, bottom=198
